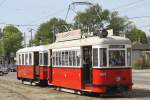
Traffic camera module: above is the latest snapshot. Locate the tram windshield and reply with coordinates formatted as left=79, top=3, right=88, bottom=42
left=109, top=50, right=125, bottom=67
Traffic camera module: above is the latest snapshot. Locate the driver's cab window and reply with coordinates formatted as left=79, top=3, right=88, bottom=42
left=109, top=50, right=125, bottom=67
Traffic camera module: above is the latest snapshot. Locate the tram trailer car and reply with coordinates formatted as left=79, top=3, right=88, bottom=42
left=46, top=35, right=132, bottom=94
left=16, top=35, right=132, bottom=94
left=16, top=46, right=49, bottom=85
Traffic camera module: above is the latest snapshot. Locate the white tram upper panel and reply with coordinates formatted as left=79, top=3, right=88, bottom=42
left=46, top=36, right=131, bottom=49
left=17, top=45, right=48, bottom=53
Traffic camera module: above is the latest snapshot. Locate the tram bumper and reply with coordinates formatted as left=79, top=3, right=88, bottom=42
left=106, top=84, right=130, bottom=94
left=84, top=83, right=133, bottom=94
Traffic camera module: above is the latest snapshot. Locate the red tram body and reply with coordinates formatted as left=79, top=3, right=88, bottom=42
left=16, top=30, right=132, bottom=94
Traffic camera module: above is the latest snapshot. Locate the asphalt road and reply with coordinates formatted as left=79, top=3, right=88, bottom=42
left=132, top=70, right=150, bottom=87
left=0, top=70, right=149, bottom=100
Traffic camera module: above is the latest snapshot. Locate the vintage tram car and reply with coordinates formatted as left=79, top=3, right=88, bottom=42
left=16, top=30, right=132, bottom=94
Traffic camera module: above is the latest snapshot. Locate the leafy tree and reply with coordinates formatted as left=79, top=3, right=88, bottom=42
left=74, top=4, right=132, bottom=36
left=33, top=18, right=67, bottom=45
left=2, top=25, right=23, bottom=63
left=127, top=28, right=148, bottom=44
left=108, top=11, right=132, bottom=36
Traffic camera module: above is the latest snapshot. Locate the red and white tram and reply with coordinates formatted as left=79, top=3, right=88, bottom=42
left=16, top=46, right=49, bottom=85
left=16, top=31, right=132, bottom=94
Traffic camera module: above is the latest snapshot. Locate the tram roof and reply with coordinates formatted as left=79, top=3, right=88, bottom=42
left=46, top=36, right=131, bottom=49
left=17, top=45, right=48, bottom=53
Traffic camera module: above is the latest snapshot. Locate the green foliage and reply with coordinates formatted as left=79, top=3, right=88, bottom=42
left=132, top=63, right=150, bottom=69
left=2, top=25, right=23, bottom=58
left=33, top=18, right=67, bottom=45
left=127, top=28, right=148, bottom=44
left=0, top=25, right=22, bottom=64
left=75, top=4, right=132, bottom=35
left=108, top=12, right=132, bottom=36
left=75, top=4, right=110, bottom=26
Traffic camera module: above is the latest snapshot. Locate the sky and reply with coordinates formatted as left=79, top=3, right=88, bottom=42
left=0, top=0, right=150, bottom=43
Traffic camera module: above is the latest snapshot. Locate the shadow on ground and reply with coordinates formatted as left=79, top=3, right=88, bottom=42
left=82, top=88, right=150, bottom=99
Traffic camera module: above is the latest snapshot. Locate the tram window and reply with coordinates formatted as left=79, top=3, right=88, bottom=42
left=52, top=52, right=56, bottom=66
left=62, top=51, right=65, bottom=66
left=56, top=52, right=59, bottom=66
left=76, top=50, right=80, bottom=66
left=59, top=52, right=61, bottom=66
left=100, top=48, right=107, bottom=67
left=44, top=53, right=48, bottom=65
left=64, top=51, right=69, bottom=66
left=69, top=51, right=73, bottom=66
left=72, top=51, right=76, bottom=66
left=22, top=54, right=24, bottom=65
left=25, top=54, right=28, bottom=65
left=109, top=50, right=125, bottom=67
left=19, top=54, right=21, bottom=65
left=127, top=48, right=131, bottom=66
left=93, top=48, right=98, bottom=66
left=39, top=53, right=43, bottom=65
left=29, top=53, right=32, bottom=65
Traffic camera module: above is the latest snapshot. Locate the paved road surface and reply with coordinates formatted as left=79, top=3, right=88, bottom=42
left=0, top=70, right=149, bottom=100
left=132, top=70, right=150, bottom=88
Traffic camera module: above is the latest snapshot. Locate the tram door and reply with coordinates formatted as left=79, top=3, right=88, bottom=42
left=82, top=46, right=92, bottom=84
left=34, top=52, right=39, bottom=77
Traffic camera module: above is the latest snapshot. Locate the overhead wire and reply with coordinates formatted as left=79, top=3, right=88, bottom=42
left=112, top=0, right=145, bottom=11
left=29, top=7, right=67, bottom=24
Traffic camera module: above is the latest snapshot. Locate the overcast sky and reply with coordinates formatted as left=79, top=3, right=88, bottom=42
left=0, top=0, right=150, bottom=40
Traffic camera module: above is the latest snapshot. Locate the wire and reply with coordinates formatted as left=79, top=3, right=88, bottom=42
left=112, top=0, right=145, bottom=11
left=139, top=24, right=150, bottom=28
left=128, top=16, right=150, bottom=20
left=121, top=1, right=150, bottom=13
left=29, top=8, right=67, bottom=24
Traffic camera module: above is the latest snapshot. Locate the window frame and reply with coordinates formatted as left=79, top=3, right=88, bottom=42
left=92, top=48, right=98, bottom=67
left=52, top=48, right=81, bottom=68
left=108, top=49, right=126, bottom=67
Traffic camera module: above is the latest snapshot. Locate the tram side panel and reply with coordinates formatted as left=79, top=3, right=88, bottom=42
left=92, top=68, right=132, bottom=93
left=17, top=65, right=34, bottom=80
left=51, top=67, right=83, bottom=90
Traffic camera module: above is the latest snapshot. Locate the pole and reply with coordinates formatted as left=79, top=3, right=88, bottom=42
left=2, top=28, right=5, bottom=66
left=24, top=32, right=26, bottom=47
left=29, top=28, right=34, bottom=46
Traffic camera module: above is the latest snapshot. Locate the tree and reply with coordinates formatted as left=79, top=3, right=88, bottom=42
left=33, top=18, right=67, bottom=45
left=2, top=25, right=23, bottom=63
left=108, top=11, right=132, bottom=36
left=127, top=28, right=148, bottom=44
left=74, top=4, right=132, bottom=36
left=74, top=4, right=110, bottom=32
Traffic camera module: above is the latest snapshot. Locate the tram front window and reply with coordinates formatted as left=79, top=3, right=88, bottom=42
left=109, top=50, right=125, bottom=67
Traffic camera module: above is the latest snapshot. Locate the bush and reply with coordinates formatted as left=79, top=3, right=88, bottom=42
left=132, top=59, right=150, bottom=69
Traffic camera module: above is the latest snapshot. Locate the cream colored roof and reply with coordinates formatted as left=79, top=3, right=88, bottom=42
left=17, top=45, right=48, bottom=53
left=46, top=36, right=131, bottom=49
